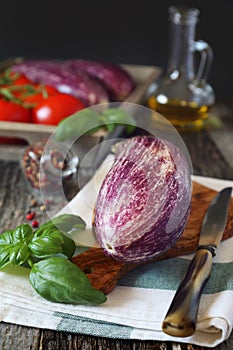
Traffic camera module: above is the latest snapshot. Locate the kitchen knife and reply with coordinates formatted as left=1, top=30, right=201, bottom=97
left=162, top=186, right=232, bottom=338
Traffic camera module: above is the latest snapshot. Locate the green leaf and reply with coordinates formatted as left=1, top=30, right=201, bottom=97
left=13, top=224, right=34, bottom=244
left=99, top=108, right=136, bottom=133
left=0, top=224, right=33, bottom=268
left=49, top=214, right=86, bottom=233
left=33, top=214, right=85, bottom=258
left=29, top=257, right=107, bottom=305
left=28, top=228, right=65, bottom=258
left=54, top=107, right=137, bottom=142
left=59, top=232, right=76, bottom=259
left=54, top=108, right=102, bottom=141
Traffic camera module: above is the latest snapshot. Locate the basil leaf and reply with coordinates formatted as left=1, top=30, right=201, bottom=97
left=33, top=214, right=84, bottom=258
left=36, top=214, right=86, bottom=234
left=29, top=257, right=107, bottom=305
left=59, top=232, right=76, bottom=259
left=54, top=109, right=102, bottom=141
left=99, top=108, right=136, bottom=133
left=33, top=228, right=76, bottom=259
left=54, top=107, right=136, bottom=142
left=11, top=224, right=34, bottom=243
left=49, top=214, right=86, bottom=233
left=0, top=224, right=33, bottom=268
left=28, top=228, right=65, bottom=258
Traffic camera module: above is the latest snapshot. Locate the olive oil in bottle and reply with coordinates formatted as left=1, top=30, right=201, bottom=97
left=147, top=6, right=215, bottom=131
left=147, top=97, right=210, bottom=130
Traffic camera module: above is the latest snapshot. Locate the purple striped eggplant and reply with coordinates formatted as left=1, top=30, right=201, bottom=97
left=11, top=60, right=109, bottom=106
left=94, top=136, right=192, bottom=263
left=64, top=59, right=135, bottom=101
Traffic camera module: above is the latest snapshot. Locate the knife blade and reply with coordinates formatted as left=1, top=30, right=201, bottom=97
left=162, top=186, right=232, bottom=338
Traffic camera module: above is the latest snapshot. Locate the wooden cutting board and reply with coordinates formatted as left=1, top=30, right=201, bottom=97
left=72, top=182, right=233, bottom=294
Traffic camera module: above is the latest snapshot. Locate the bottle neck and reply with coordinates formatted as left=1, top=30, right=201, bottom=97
left=167, top=7, right=199, bottom=80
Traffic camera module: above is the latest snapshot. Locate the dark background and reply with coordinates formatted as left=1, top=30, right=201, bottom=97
left=0, top=0, right=232, bottom=101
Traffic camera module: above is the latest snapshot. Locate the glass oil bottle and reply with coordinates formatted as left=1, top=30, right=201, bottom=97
left=147, top=6, right=215, bottom=131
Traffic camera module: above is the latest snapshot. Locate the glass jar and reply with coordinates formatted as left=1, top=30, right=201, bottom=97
left=147, top=6, right=215, bottom=131
left=21, top=139, right=79, bottom=204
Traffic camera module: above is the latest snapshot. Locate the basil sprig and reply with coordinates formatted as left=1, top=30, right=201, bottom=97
left=0, top=215, right=107, bottom=305
left=55, top=107, right=136, bottom=141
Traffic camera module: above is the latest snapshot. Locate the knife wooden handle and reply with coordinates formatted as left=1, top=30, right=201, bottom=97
left=162, top=248, right=213, bottom=337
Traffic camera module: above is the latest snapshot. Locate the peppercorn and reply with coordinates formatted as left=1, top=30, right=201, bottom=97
left=31, top=220, right=39, bottom=228
left=30, top=198, right=37, bottom=207
left=40, top=205, right=46, bottom=212
left=26, top=210, right=35, bottom=221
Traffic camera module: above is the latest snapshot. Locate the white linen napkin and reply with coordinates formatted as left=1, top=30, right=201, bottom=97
left=0, top=155, right=232, bottom=348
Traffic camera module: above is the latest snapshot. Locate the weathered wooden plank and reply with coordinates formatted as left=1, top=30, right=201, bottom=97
left=0, top=323, right=40, bottom=350
left=181, top=129, right=233, bottom=180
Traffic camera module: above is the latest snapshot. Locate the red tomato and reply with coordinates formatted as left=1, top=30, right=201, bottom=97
left=0, top=71, right=32, bottom=86
left=11, top=74, right=32, bottom=86
left=7, top=74, right=33, bottom=98
left=22, top=84, right=59, bottom=106
left=31, top=93, right=85, bottom=125
left=0, top=100, right=30, bottom=122
left=0, top=71, right=33, bottom=100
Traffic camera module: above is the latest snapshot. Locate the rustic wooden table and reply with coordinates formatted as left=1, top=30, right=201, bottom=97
left=0, top=101, right=232, bottom=350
